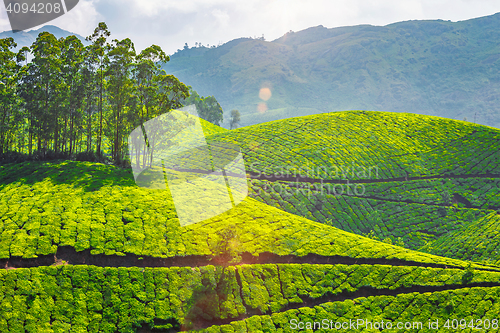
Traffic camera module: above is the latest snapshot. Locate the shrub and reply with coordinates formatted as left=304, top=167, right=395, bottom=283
left=74, top=151, right=109, bottom=164
left=209, top=225, right=242, bottom=265
left=462, top=262, right=474, bottom=285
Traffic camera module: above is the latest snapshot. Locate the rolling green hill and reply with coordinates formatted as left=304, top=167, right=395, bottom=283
left=201, top=111, right=500, bottom=263
left=164, top=13, right=500, bottom=129
left=1, top=160, right=491, bottom=270
left=209, top=111, right=500, bottom=180
left=1, top=110, right=499, bottom=332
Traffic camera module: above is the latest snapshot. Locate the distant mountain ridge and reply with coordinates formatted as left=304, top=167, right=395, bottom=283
left=0, top=25, right=88, bottom=51
left=163, top=13, right=500, bottom=129
left=2, top=16, right=500, bottom=129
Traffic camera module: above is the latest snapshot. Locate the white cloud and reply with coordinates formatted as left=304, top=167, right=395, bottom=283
left=211, top=9, right=230, bottom=28
left=45, top=0, right=102, bottom=35
left=0, top=0, right=101, bottom=37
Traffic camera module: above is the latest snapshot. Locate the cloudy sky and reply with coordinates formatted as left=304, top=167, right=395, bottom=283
left=1, top=0, right=500, bottom=54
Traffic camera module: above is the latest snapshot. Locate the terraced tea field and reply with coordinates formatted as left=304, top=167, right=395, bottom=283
left=1, top=111, right=500, bottom=332
left=209, top=111, right=500, bottom=180
left=219, top=111, right=500, bottom=262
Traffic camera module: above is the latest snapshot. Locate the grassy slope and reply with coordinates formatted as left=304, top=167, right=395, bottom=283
left=199, top=118, right=227, bottom=136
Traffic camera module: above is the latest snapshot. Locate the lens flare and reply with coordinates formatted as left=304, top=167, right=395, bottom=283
left=259, top=87, right=272, bottom=101
left=257, top=102, right=268, bottom=113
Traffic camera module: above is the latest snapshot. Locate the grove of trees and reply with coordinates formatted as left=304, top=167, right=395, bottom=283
left=0, top=22, right=224, bottom=165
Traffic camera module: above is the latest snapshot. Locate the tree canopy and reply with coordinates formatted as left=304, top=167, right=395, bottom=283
left=0, top=22, right=224, bottom=166
left=182, top=87, right=224, bottom=126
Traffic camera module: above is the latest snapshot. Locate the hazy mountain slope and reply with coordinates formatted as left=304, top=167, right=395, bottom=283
left=164, top=13, right=500, bottom=128
left=0, top=25, right=88, bottom=51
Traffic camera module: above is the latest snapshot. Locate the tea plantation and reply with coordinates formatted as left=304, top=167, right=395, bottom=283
left=1, top=111, right=500, bottom=332
left=2, top=264, right=500, bottom=332
left=209, top=111, right=500, bottom=180
left=226, top=111, right=500, bottom=263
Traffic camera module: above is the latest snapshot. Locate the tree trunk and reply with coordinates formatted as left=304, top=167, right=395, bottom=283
left=0, top=106, right=7, bottom=154
left=97, top=71, right=103, bottom=156
left=86, top=98, right=92, bottom=152
left=114, top=102, right=121, bottom=161
left=69, top=111, right=74, bottom=155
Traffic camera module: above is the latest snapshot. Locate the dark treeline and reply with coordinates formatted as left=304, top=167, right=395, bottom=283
left=0, top=22, right=223, bottom=166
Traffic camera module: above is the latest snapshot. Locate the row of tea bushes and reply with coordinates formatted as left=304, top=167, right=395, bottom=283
left=2, top=264, right=500, bottom=332
left=396, top=130, right=500, bottom=178
left=0, top=176, right=180, bottom=259
left=422, top=213, right=500, bottom=264
left=207, top=111, right=496, bottom=181
left=194, top=286, right=500, bottom=332
left=238, top=263, right=500, bottom=314
left=360, top=178, right=500, bottom=209
left=248, top=179, right=493, bottom=249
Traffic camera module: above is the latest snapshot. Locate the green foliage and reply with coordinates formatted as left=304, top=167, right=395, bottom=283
left=421, top=213, right=500, bottom=263
left=195, top=287, right=500, bottom=332
left=234, top=113, right=498, bottom=259
left=209, top=225, right=242, bottom=265
left=362, top=230, right=380, bottom=241
left=249, top=179, right=492, bottom=250
left=0, top=22, right=193, bottom=164
left=462, top=262, right=474, bottom=285
left=441, top=190, right=451, bottom=206
left=0, top=37, right=22, bottom=156
left=200, top=118, right=227, bottom=136
left=360, top=178, right=500, bottom=209
left=183, top=87, right=224, bottom=126
left=1, top=264, right=499, bottom=331
left=395, top=237, right=405, bottom=248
